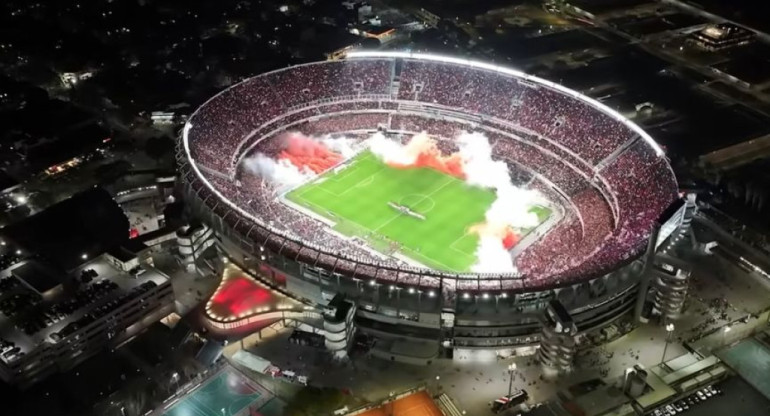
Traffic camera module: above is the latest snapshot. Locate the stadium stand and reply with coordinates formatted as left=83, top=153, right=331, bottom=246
left=181, top=54, right=677, bottom=292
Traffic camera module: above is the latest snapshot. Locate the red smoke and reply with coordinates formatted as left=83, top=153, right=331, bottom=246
left=470, top=222, right=521, bottom=250
left=387, top=133, right=466, bottom=179
left=502, top=227, right=520, bottom=249
left=278, top=132, right=342, bottom=173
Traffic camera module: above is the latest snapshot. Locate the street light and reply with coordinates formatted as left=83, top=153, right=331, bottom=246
left=171, top=372, right=180, bottom=392
left=661, top=323, right=674, bottom=363
left=507, top=363, right=517, bottom=396
left=723, top=326, right=731, bottom=346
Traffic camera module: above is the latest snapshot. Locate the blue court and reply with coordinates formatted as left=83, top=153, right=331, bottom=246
left=163, top=367, right=268, bottom=416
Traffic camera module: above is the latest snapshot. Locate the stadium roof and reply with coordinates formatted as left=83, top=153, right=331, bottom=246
left=2, top=187, right=129, bottom=272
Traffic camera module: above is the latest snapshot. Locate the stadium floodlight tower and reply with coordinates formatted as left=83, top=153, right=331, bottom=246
left=179, top=49, right=679, bottom=359
left=538, top=300, right=577, bottom=377
left=635, top=195, right=697, bottom=324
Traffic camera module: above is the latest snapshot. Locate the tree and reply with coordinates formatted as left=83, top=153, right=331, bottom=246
left=284, top=386, right=351, bottom=416
left=95, top=160, right=131, bottom=184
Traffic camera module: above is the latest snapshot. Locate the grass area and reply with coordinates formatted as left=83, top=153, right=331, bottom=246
left=286, top=151, right=550, bottom=272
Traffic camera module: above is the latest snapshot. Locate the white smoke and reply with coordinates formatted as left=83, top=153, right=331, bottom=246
left=457, top=131, right=543, bottom=229
left=242, top=153, right=312, bottom=188
left=474, top=236, right=517, bottom=273
left=453, top=132, right=542, bottom=273
left=242, top=134, right=360, bottom=187
left=368, top=132, right=420, bottom=165
left=365, top=131, right=544, bottom=273
left=320, top=135, right=357, bottom=158
left=245, top=129, right=545, bottom=274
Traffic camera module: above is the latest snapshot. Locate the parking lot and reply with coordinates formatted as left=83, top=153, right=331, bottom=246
left=650, top=377, right=770, bottom=416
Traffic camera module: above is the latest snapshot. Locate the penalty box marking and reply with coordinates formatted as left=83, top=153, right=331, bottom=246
left=305, top=159, right=386, bottom=198
left=325, top=153, right=376, bottom=184
left=449, top=231, right=479, bottom=258
left=292, top=160, right=491, bottom=272
left=292, top=192, right=460, bottom=271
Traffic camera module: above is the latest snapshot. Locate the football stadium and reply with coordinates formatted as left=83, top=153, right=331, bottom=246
left=178, top=51, right=679, bottom=353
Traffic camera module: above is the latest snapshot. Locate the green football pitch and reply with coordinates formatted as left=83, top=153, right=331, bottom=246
left=286, top=151, right=550, bottom=272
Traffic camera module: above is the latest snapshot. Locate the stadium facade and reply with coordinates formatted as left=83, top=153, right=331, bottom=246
left=177, top=52, right=680, bottom=355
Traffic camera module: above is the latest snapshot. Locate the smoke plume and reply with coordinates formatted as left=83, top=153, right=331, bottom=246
left=368, top=131, right=544, bottom=273
left=242, top=154, right=313, bottom=188
left=278, top=132, right=344, bottom=173
left=369, top=132, right=464, bottom=178
left=244, top=130, right=546, bottom=273
left=242, top=132, right=355, bottom=187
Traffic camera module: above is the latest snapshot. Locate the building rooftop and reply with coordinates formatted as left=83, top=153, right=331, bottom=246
left=0, top=255, right=169, bottom=364
left=11, top=261, right=61, bottom=295
left=2, top=188, right=128, bottom=272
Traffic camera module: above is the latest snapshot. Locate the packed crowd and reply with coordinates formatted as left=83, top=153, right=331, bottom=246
left=515, top=86, right=633, bottom=163
left=184, top=56, right=677, bottom=290
left=188, top=57, right=638, bottom=175
left=264, top=59, right=392, bottom=108
left=297, top=113, right=387, bottom=136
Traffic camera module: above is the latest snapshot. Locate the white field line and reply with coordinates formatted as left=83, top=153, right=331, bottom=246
left=293, top=165, right=477, bottom=273
left=449, top=231, right=477, bottom=258
left=373, top=175, right=454, bottom=233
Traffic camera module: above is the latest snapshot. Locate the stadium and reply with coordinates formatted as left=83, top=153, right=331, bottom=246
left=177, top=51, right=679, bottom=353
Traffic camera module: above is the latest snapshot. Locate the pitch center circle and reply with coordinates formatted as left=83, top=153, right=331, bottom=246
left=399, top=194, right=435, bottom=214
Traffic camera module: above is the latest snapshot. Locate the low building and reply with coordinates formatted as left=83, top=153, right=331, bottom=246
left=690, top=24, right=755, bottom=51
left=104, top=240, right=147, bottom=272
left=176, top=222, right=214, bottom=271
left=0, top=188, right=175, bottom=387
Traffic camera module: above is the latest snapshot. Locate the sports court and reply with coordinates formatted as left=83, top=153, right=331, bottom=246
left=286, top=151, right=549, bottom=272
left=163, top=367, right=272, bottom=416
left=356, top=391, right=443, bottom=416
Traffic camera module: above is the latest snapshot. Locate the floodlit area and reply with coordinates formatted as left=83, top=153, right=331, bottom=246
left=355, top=390, right=442, bottom=416
left=205, top=264, right=298, bottom=322
left=286, top=150, right=550, bottom=272
left=162, top=366, right=281, bottom=416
